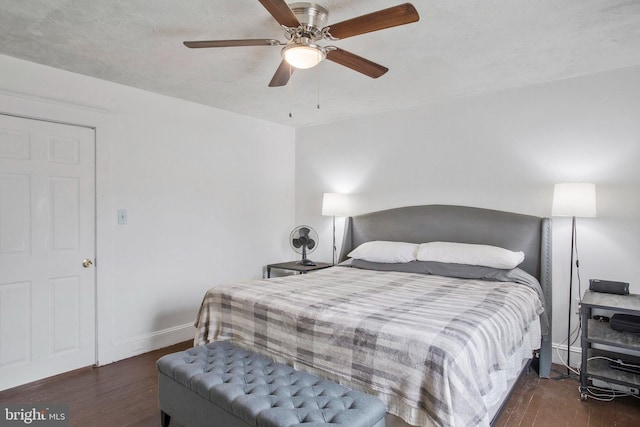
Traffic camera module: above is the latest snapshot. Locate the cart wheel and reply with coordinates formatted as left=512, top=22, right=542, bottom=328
left=580, top=392, right=588, bottom=401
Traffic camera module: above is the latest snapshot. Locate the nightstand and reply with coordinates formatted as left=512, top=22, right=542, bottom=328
left=580, top=290, right=640, bottom=400
left=266, top=261, right=332, bottom=278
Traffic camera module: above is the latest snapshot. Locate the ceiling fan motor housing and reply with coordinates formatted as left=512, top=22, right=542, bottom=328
left=289, top=2, right=329, bottom=37
left=281, top=3, right=330, bottom=68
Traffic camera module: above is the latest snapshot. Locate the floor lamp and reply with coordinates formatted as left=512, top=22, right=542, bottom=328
left=322, top=193, right=348, bottom=265
left=552, top=183, right=597, bottom=376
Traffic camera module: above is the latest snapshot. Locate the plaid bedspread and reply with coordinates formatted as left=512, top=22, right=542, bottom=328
left=194, top=267, right=543, bottom=427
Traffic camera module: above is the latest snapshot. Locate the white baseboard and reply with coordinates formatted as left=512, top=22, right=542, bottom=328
left=104, top=323, right=194, bottom=365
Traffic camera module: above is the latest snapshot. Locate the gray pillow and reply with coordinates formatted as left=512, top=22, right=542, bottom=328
left=348, top=259, right=507, bottom=278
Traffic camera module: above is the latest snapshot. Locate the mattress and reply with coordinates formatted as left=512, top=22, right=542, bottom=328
left=194, top=267, right=543, bottom=426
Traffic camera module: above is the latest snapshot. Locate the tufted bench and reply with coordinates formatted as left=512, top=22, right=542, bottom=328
left=157, top=341, right=386, bottom=427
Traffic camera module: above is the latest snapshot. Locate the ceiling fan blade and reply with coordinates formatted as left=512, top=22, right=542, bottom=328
left=183, top=39, right=281, bottom=48
left=326, top=48, right=388, bottom=79
left=326, top=3, right=419, bottom=40
left=269, top=60, right=294, bottom=87
left=258, top=0, right=300, bottom=28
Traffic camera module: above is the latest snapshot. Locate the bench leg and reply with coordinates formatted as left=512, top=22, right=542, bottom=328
left=160, top=410, right=171, bottom=427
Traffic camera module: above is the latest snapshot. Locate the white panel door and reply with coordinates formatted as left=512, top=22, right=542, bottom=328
left=0, top=114, right=95, bottom=391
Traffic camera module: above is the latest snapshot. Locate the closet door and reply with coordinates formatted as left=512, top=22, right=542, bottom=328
left=0, top=114, right=95, bottom=390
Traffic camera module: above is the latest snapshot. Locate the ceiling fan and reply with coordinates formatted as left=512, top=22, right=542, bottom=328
left=183, top=1, right=419, bottom=87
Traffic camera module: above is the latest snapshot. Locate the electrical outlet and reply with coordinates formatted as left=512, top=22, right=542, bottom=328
left=117, top=209, right=128, bottom=225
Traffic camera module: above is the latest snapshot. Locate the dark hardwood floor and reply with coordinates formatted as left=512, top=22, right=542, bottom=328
left=496, top=368, right=640, bottom=427
left=1, top=342, right=639, bottom=427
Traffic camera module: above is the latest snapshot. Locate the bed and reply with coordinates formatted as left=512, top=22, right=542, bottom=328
left=194, top=205, right=552, bottom=427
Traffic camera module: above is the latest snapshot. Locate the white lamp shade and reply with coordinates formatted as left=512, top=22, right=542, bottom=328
left=322, top=193, right=348, bottom=217
left=552, top=183, right=597, bottom=217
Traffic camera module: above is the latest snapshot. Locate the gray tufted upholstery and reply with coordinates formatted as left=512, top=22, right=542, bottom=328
left=157, top=341, right=386, bottom=427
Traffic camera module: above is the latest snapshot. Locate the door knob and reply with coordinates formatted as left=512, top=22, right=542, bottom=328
left=82, top=259, right=93, bottom=268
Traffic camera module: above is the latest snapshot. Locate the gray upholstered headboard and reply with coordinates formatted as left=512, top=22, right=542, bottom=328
left=338, top=204, right=553, bottom=377
left=339, top=204, right=548, bottom=279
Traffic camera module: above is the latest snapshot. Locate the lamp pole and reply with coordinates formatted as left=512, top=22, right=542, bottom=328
left=332, top=214, right=338, bottom=265
left=567, top=215, right=576, bottom=375
left=552, top=183, right=596, bottom=378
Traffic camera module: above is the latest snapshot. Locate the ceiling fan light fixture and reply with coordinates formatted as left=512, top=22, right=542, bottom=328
left=282, top=43, right=326, bottom=69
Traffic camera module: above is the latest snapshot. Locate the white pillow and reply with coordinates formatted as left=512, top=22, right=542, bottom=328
left=416, top=241, right=525, bottom=269
left=348, top=241, right=418, bottom=263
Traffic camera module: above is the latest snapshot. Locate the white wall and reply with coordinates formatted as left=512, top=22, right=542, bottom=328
left=0, top=54, right=296, bottom=364
left=295, top=66, right=640, bottom=365
left=3, top=50, right=638, bottom=372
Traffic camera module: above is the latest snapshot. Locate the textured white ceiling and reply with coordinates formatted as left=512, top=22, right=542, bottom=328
left=1, top=0, right=640, bottom=128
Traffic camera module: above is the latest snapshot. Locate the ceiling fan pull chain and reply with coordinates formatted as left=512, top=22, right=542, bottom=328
left=288, top=65, right=293, bottom=118
left=316, top=63, right=321, bottom=110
